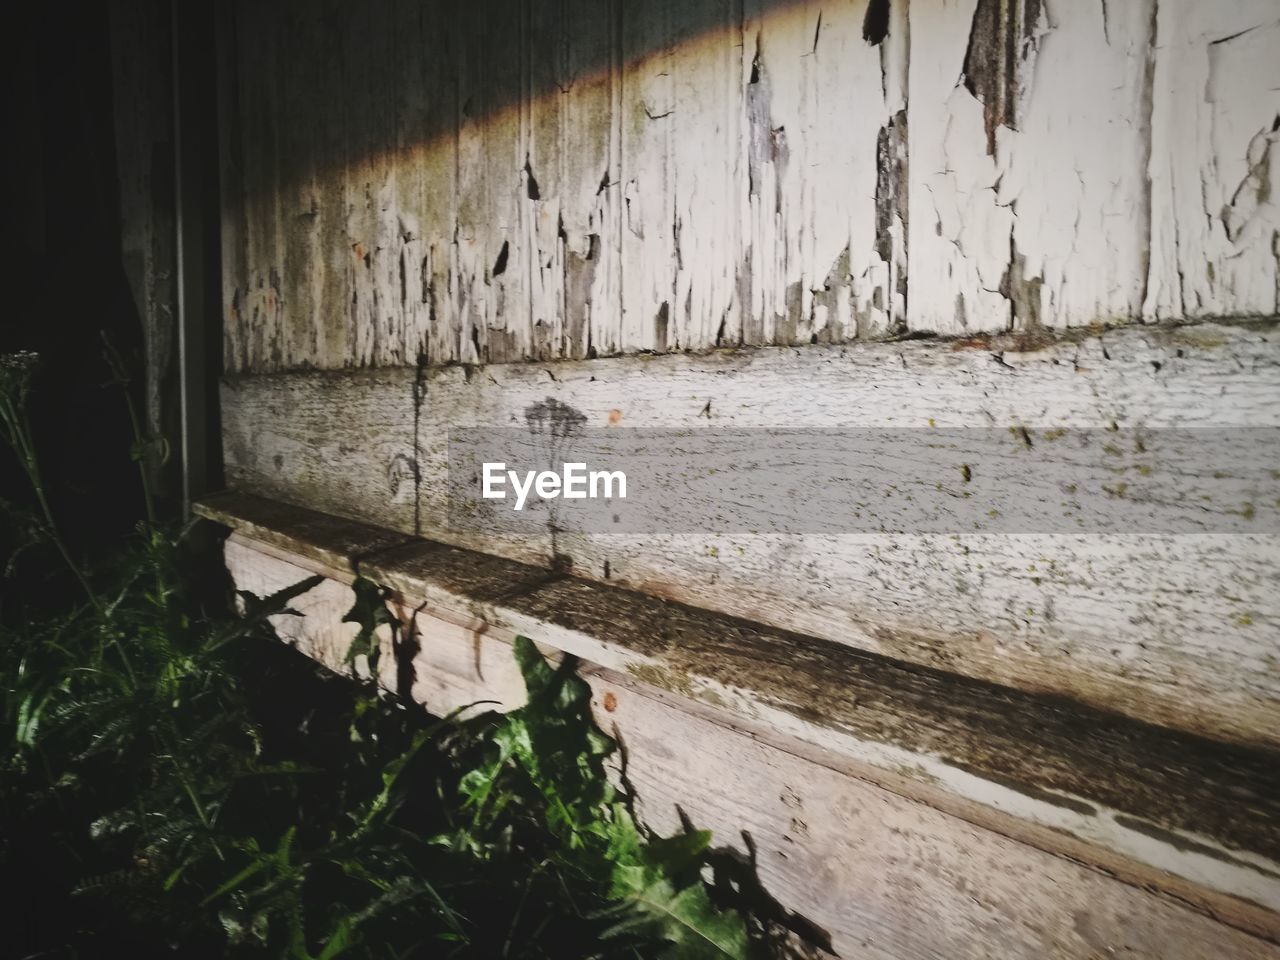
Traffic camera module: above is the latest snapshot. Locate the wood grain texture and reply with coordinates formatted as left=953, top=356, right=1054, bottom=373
left=217, top=0, right=1280, bottom=372
left=221, top=366, right=418, bottom=533
left=221, top=321, right=1280, bottom=748
left=199, top=496, right=1280, bottom=932
left=219, top=533, right=1280, bottom=956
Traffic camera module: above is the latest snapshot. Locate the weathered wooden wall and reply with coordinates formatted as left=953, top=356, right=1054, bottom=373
left=218, top=0, right=1280, bottom=373
left=213, top=0, right=1280, bottom=747
left=209, top=4, right=1280, bottom=949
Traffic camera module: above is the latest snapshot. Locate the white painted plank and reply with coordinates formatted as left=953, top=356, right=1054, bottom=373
left=670, top=0, right=742, bottom=350
left=742, top=0, right=898, bottom=344
left=275, top=1, right=343, bottom=367
left=524, top=0, right=569, bottom=361
left=218, top=0, right=1280, bottom=371
left=454, top=0, right=528, bottom=363
left=1146, top=1, right=1280, bottom=319
left=907, top=0, right=1161, bottom=333
left=564, top=0, right=625, bottom=361
left=226, top=0, right=288, bottom=370
left=906, top=0, right=1014, bottom=334
left=618, top=0, right=676, bottom=353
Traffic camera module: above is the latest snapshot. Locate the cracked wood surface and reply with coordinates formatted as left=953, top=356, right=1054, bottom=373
left=220, top=321, right=1280, bottom=749
left=205, top=510, right=1280, bottom=949
left=218, top=0, right=1280, bottom=372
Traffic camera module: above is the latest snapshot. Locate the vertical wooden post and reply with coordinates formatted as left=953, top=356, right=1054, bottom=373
left=171, top=0, right=222, bottom=514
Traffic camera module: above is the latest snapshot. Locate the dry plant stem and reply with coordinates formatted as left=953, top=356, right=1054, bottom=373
left=0, top=394, right=103, bottom=615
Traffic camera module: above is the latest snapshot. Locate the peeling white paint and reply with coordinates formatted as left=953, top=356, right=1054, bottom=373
left=221, top=0, right=1280, bottom=371
left=1146, top=3, right=1280, bottom=320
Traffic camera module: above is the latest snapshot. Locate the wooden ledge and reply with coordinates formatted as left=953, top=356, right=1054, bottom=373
left=196, top=491, right=1280, bottom=940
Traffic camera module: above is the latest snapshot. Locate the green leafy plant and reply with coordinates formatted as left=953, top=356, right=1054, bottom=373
left=1, top=351, right=796, bottom=958
left=450, top=635, right=748, bottom=957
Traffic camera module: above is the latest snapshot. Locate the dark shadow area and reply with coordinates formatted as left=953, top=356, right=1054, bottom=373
left=1, top=0, right=149, bottom=557
left=2, top=0, right=223, bottom=599
left=687, top=810, right=835, bottom=958
left=2, top=6, right=224, bottom=954
left=222, top=0, right=847, bottom=204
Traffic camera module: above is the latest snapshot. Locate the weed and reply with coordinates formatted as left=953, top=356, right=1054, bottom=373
left=0, top=349, right=789, bottom=959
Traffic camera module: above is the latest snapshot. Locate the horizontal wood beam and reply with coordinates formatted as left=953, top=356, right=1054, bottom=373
left=198, top=491, right=1280, bottom=942
left=220, top=321, right=1280, bottom=747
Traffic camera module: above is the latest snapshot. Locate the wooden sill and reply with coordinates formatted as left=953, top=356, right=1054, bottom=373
left=196, top=490, right=1280, bottom=947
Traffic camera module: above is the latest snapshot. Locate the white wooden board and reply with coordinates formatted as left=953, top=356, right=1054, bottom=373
left=222, top=322, right=1280, bottom=748
left=222, top=536, right=1280, bottom=959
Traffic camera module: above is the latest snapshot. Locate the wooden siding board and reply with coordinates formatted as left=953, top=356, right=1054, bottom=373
left=228, top=1, right=288, bottom=370
left=906, top=0, right=1160, bottom=334
left=209, top=529, right=1280, bottom=952
left=618, top=0, right=675, bottom=354
left=741, top=0, right=894, bottom=345
left=109, top=0, right=177, bottom=481
left=456, top=0, right=527, bottom=365
left=670, top=0, right=742, bottom=350
left=275, top=1, right=323, bottom=365
left=220, top=368, right=418, bottom=535
left=524, top=0, right=566, bottom=362
left=411, top=0, right=461, bottom=367
left=561, top=0, right=625, bottom=361
left=219, top=321, right=1280, bottom=748
left=215, top=0, right=246, bottom=372
left=342, top=1, right=399, bottom=366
